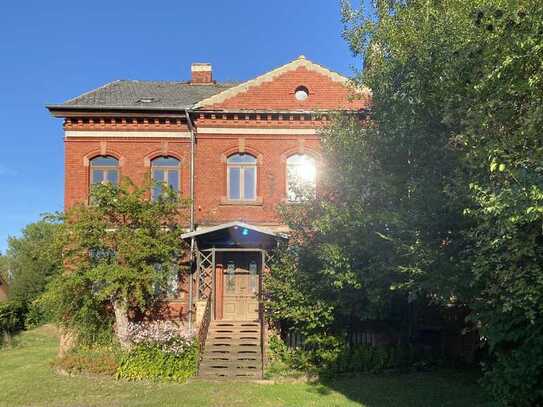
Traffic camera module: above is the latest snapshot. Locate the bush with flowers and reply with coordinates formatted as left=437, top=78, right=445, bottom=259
left=116, top=320, right=198, bottom=382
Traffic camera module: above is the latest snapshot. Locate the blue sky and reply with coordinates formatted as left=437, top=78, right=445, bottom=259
left=0, top=0, right=365, bottom=253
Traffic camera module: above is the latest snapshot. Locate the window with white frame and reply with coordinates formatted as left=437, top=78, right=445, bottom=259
left=153, top=263, right=182, bottom=299
left=286, top=154, right=316, bottom=201
left=90, top=156, right=119, bottom=186
left=151, top=156, right=180, bottom=201
left=227, top=153, right=257, bottom=201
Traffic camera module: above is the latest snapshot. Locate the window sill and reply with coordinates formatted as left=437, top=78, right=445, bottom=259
left=220, top=196, right=263, bottom=206
left=280, top=197, right=306, bottom=205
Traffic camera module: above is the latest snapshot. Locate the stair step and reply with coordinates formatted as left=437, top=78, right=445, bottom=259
left=206, top=339, right=260, bottom=345
left=207, top=334, right=259, bottom=340
left=206, top=354, right=261, bottom=361
left=206, top=347, right=260, bottom=353
left=199, top=320, right=263, bottom=379
left=207, top=337, right=260, bottom=342
left=208, top=326, right=260, bottom=333
left=199, top=368, right=261, bottom=378
left=200, top=360, right=260, bottom=369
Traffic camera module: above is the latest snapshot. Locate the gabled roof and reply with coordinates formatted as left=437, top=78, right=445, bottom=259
left=47, top=80, right=237, bottom=112
left=47, top=56, right=369, bottom=114
left=181, top=221, right=287, bottom=240
left=194, top=55, right=369, bottom=108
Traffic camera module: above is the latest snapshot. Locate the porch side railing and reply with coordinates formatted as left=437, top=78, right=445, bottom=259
left=197, top=295, right=212, bottom=371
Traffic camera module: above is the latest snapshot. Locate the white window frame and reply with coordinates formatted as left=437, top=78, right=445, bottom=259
left=151, top=157, right=181, bottom=201
left=227, top=155, right=257, bottom=201
left=90, top=156, right=119, bottom=186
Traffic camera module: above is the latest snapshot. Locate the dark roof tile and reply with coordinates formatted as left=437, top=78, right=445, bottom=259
left=56, top=80, right=237, bottom=110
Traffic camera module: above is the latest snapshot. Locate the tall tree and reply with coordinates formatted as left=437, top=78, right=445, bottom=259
left=44, top=178, right=188, bottom=347
left=341, top=0, right=543, bottom=404
left=5, top=219, right=62, bottom=304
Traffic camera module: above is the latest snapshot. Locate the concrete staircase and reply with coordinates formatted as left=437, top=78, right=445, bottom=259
left=198, top=320, right=262, bottom=379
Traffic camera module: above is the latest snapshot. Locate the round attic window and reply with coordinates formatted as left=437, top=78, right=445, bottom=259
left=294, top=86, right=309, bottom=101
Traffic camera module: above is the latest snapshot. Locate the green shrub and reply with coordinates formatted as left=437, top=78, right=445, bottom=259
left=332, top=343, right=417, bottom=373
left=54, top=345, right=120, bottom=376
left=24, top=297, right=52, bottom=329
left=268, top=334, right=419, bottom=376
left=117, top=342, right=198, bottom=383
left=0, top=301, right=26, bottom=342
left=481, top=320, right=543, bottom=407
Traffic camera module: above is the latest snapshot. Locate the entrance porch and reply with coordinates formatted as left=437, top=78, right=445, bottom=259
left=181, top=221, right=285, bottom=378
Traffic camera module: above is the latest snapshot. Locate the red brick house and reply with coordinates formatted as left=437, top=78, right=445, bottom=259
left=48, top=56, right=369, bottom=377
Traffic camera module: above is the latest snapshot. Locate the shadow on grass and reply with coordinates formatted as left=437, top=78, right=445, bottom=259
left=307, top=369, right=492, bottom=407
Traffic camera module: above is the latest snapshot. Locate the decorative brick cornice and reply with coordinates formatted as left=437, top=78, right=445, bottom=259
left=64, top=117, right=189, bottom=132
left=194, top=111, right=333, bottom=128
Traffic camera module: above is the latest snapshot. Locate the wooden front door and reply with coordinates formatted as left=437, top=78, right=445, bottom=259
left=221, top=253, right=260, bottom=321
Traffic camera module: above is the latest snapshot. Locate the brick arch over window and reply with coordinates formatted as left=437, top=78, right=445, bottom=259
left=220, top=146, right=263, bottom=165
left=279, top=146, right=321, bottom=164
left=83, top=149, right=125, bottom=167
left=143, top=150, right=184, bottom=167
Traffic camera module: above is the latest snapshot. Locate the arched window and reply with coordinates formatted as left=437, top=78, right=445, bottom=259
left=90, top=156, right=119, bottom=186
left=227, top=153, right=257, bottom=201
left=151, top=156, right=180, bottom=201
left=286, top=154, right=316, bottom=201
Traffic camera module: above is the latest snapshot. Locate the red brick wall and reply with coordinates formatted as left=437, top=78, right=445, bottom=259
left=64, top=137, right=192, bottom=209
left=64, top=128, right=321, bottom=229
left=62, top=65, right=369, bottom=221
left=193, top=132, right=321, bottom=226
left=191, top=71, right=212, bottom=84
left=204, top=66, right=368, bottom=111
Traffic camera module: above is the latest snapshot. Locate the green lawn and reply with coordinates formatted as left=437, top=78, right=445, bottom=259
left=0, top=326, right=490, bottom=407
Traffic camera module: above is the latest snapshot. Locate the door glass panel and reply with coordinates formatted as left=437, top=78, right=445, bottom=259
left=226, top=261, right=236, bottom=293
left=229, top=168, right=241, bottom=200
left=243, top=168, right=256, bottom=200
left=249, top=261, right=258, bottom=294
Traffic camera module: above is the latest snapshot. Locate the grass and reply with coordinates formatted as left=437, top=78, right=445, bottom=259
left=0, top=326, right=491, bottom=407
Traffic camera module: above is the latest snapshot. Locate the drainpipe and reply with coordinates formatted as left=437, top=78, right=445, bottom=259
left=185, top=108, right=196, bottom=232
left=185, top=108, right=196, bottom=333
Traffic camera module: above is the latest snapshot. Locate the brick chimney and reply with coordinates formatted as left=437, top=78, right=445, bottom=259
left=191, top=63, right=213, bottom=84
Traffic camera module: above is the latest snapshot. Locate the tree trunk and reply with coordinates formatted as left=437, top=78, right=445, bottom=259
left=58, top=327, right=76, bottom=358
left=113, top=298, right=130, bottom=349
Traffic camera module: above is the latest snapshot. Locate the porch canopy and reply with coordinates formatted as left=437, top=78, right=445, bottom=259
left=181, top=221, right=286, bottom=250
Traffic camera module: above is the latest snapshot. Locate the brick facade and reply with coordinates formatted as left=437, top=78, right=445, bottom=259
left=64, top=136, right=192, bottom=209
left=204, top=66, right=367, bottom=111
left=61, top=59, right=369, bottom=228
left=51, top=56, right=370, bottom=326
